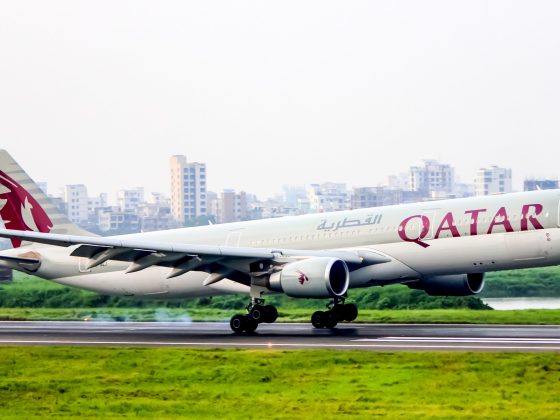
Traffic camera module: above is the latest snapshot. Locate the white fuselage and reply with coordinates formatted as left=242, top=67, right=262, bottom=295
left=12, top=189, right=560, bottom=299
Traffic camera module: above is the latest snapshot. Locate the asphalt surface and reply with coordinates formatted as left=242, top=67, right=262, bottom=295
left=0, top=321, right=559, bottom=351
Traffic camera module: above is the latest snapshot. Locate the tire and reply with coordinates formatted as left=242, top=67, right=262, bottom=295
left=311, top=311, right=325, bottom=328
left=244, top=317, right=258, bottom=333
left=263, top=305, right=278, bottom=323
left=250, top=305, right=264, bottom=322
left=323, top=311, right=338, bottom=329
left=230, top=314, right=246, bottom=333
left=343, top=303, right=358, bottom=322
left=331, top=304, right=346, bottom=321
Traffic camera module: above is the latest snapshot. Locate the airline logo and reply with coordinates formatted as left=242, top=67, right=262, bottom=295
left=297, top=270, right=309, bottom=285
left=398, top=204, right=544, bottom=248
left=0, top=170, right=52, bottom=247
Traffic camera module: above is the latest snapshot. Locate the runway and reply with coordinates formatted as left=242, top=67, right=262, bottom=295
left=0, top=321, right=559, bottom=351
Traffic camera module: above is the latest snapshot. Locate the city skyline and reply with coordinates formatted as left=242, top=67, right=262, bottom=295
left=20, top=155, right=560, bottom=236
left=31, top=155, right=554, bottom=205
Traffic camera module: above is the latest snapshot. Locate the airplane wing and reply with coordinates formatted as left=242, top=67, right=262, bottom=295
left=0, top=228, right=391, bottom=284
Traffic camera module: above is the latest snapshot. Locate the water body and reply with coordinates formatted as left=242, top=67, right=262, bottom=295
left=482, top=297, right=560, bottom=310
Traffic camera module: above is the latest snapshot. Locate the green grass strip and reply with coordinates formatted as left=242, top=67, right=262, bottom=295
left=0, top=348, right=558, bottom=419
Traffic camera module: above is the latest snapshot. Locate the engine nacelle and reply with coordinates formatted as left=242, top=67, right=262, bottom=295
left=268, top=257, right=349, bottom=298
left=408, top=273, right=485, bottom=296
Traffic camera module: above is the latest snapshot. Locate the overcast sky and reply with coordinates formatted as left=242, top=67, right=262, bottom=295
left=1, top=1, right=559, bottom=200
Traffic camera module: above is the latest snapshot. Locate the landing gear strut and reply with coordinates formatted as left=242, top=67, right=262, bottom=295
left=230, top=298, right=278, bottom=334
left=311, top=298, right=358, bottom=329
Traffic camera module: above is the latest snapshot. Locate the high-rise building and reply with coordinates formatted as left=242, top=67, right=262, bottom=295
left=85, top=193, right=108, bottom=231
left=213, top=189, right=248, bottom=223
left=170, top=155, right=207, bottom=224
left=475, top=166, right=512, bottom=196
left=117, top=187, right=144, bottom=213
left=409, top=160, right=454, bottom=197
left=88, top=193, right=108, bottom=215
left=63, top=184, right=89, bottom=224
left=524, top=179, right=559, bottom=191
left=97, top=206, right=140, bottom=233
left=138, top=195, right=180, bottom=232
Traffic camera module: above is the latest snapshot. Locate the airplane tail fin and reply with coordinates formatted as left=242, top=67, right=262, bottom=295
left=0, top=150, right=94, bottom=247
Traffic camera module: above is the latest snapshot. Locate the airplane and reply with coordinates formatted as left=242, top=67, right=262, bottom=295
left=0, top=149, right=559, bottom=333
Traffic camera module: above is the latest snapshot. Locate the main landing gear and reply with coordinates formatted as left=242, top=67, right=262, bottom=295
left=230, top=298, right=278, bottom=334
left=311, top=298, right=358, bottom=329
left=228, top=296, right=358, bottom=333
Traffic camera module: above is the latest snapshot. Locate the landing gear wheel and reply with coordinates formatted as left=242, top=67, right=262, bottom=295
left=323, top=311, right=338, bottom=329
left=249, top=305, right=265, bottom=322
left=311, top=300, right=358, bottom=329
left=230, top=314, right=246, bottom=333
left=231, top=298, right=279, bottom=333
left=331, top=304, right=346, bottom=321
left=244, top=317, right=258, bottom=333
left=249, top=304, right=278, bottom=324
left=311, top=311, right=325, bottom=328
left=263, top=305, right=278, bottom=323
left=311, top=310, right=338, bottom=329
left=230, top=314, right=258, bottom=334
left=342, top=303, right=358, bottom=322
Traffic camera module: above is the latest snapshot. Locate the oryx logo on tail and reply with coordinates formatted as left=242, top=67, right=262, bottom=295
left=0, top=170, right=52, bottom=247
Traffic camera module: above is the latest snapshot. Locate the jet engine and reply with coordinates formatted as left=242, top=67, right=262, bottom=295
left=408, top=273, right=485, bottom=296
left=268, top=257, right=349, bottom=298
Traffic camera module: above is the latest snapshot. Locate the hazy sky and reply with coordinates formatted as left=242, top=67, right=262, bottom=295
left=1, top=1, right=559, bottom=200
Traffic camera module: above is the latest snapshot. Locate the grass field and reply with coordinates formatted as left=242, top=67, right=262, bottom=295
left=0, top=347, right=558, bottom=419
left=0, top=307, right=559, bottom=324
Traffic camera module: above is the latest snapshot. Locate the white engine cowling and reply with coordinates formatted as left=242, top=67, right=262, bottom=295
left=268, top=257, right=349, bottom=298
left=409, top=273, right=485, bottom=296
